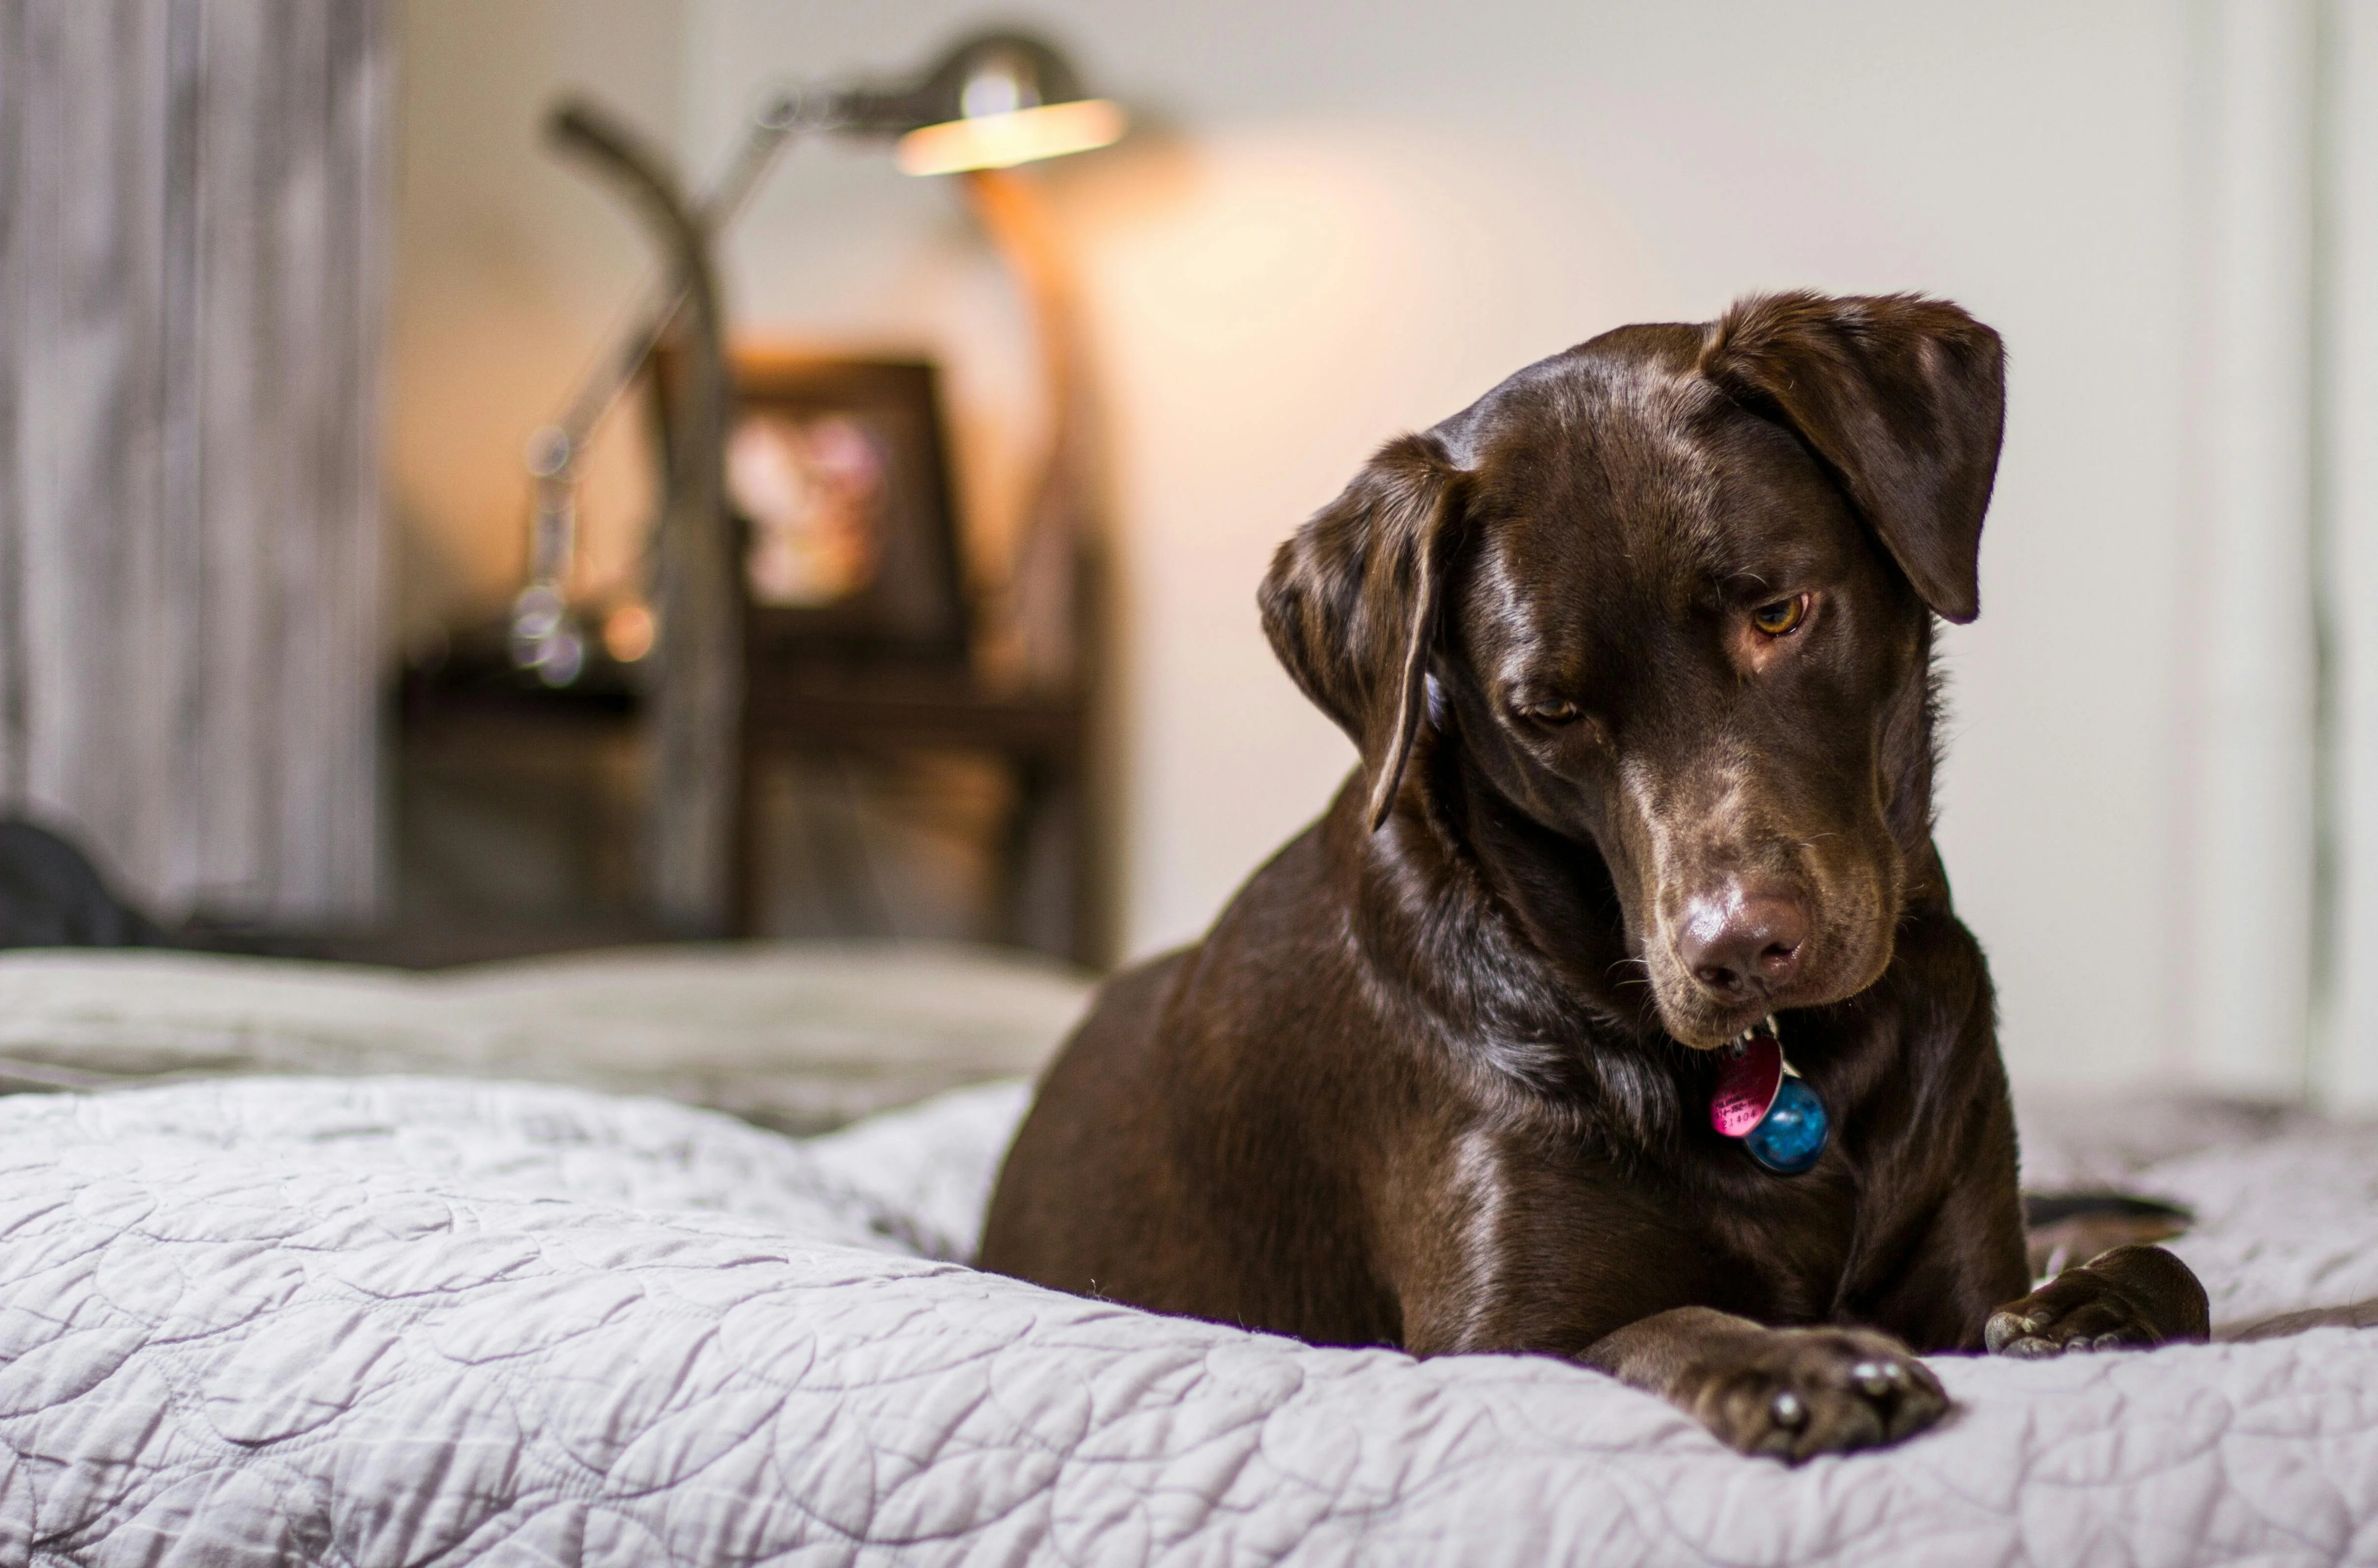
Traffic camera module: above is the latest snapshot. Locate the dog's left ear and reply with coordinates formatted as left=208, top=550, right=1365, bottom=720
left=1699, top=292, right=2004, bottom=623
left=1260, top=433, right=1469, bottom=831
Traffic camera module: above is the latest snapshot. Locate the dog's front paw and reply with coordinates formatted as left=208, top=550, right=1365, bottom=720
left=1985, top=1243, right=2211, bottom=1357
left=1687, top=1326, right=1947, bottom=1463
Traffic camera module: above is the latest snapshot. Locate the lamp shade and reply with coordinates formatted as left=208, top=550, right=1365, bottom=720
left=834, top=31, right=1125, bottom=174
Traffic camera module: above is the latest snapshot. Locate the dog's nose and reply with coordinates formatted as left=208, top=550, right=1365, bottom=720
left=1678, top=885, right=1809, bottom=1000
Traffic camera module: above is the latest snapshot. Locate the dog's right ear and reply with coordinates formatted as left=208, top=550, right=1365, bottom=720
left=1260, top=433, right=1468, bottom=832
left=1699, top=291, right=2003, bottom=623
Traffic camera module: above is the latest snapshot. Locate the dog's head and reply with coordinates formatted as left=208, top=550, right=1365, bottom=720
left=1260, top=292, right=2004, bottom=1048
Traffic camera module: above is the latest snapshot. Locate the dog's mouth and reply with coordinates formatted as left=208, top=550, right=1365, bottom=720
left=1724, top=1017, right=1775, bottom=1051
left=1671, top=1008, right=1789, bottom=1053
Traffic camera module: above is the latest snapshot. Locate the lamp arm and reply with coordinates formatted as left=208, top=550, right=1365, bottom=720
left=538, top=96, right=796, bottom=478
left=542, top=96, right=745, bottom=931
left=543, top=99, right=725, bottom=492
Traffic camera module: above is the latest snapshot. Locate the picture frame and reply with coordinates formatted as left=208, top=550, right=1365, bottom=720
left=658, top=348, right=972, bottom=662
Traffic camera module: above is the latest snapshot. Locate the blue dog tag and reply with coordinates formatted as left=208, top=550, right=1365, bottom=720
left=1744, top=1075, right=1829, bottom=1175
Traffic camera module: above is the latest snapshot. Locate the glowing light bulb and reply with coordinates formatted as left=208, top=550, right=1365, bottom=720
left=895, top=99, right=1126, bottom=176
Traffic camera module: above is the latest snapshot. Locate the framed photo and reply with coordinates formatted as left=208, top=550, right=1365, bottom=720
left=666, top=349, right=971, bottom=661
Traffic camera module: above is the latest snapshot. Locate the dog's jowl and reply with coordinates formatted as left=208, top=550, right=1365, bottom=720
left=978, top=292, right=2210, bottom=1462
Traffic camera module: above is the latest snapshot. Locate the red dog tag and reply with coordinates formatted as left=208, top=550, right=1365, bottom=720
left=1711, top=1033, right=1784, bottom=1137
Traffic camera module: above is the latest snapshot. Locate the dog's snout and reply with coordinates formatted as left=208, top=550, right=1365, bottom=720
left=1678, top=884, right=1810, bottom=1000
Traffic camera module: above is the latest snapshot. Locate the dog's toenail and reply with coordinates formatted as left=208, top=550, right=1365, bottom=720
left=1771, top=1391, right=1806, bottom=1429
left=1853, top=1361, right=1892, bottom=1395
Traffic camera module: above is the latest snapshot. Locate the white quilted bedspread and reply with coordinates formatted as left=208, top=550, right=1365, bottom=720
left=5, top=1076, right=2378, bottom=1567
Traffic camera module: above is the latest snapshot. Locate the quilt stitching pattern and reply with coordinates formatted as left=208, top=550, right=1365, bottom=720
left=0, top=1076, right=2374, bottom=1566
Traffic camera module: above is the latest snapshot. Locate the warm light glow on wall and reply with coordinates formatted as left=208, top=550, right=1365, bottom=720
left=1053, top=128, right=1659, bottom=957
left=896, top=99, right=1126, bottom=176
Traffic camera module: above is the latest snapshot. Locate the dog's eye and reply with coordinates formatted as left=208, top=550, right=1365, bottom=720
left=1750, top=596, right=1808, bottom=637
left=1520, top=699, right=1581, bottom=725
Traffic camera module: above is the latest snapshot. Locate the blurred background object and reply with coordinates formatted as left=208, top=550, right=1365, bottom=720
left=0, top=1, right=387, bottom=927
left=398, top=22, right=1117, bottom=961
left=22, top=0, right=2378, bottom=1107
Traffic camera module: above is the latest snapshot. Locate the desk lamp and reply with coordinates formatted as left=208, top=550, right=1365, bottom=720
left=511, top=29, right=1124, bottom=685
left=513, top=30, right=1122, bottom=932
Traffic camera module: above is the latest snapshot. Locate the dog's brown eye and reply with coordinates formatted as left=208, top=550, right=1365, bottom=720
left=1522, top=700, right=1581, bottom=725
left=1751, top=596, right=1808, bottom=637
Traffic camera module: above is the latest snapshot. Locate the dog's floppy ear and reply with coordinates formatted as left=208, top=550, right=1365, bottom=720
left=1699, top=292, right=2004, bottom=623
left=1260, top=433, right=1468, bottom=831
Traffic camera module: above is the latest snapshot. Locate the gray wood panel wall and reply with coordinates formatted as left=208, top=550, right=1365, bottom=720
left=0, top=0, right=387, bottom=923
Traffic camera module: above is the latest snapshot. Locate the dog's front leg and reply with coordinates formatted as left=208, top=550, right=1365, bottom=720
left=1583, top=1306, right=1948, bottom=1463
left=1984, top=1243, right=2210, bottom=1356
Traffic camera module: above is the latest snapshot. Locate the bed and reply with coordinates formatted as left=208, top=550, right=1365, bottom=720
left=0, top=946, right=2375, bottom=1566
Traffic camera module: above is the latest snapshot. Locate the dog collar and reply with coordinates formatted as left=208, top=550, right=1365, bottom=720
left=1711, top=1016, right=1830, bottom=1175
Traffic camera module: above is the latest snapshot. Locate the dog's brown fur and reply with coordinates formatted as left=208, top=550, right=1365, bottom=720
left=979, top=293, right=2209, bottom=1461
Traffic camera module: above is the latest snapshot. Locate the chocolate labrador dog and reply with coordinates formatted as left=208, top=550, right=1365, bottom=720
left=979, top=292, right=2210, bottom=1461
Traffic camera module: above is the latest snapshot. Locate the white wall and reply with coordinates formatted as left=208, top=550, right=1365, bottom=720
left=391, top=0, right=684, bottom=637
left=398, top=2, right=2339, bottom=1099
left=2326, top=0, right=2378, bottom=1108
left=2187, top=0, right=2322, bottom=1101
